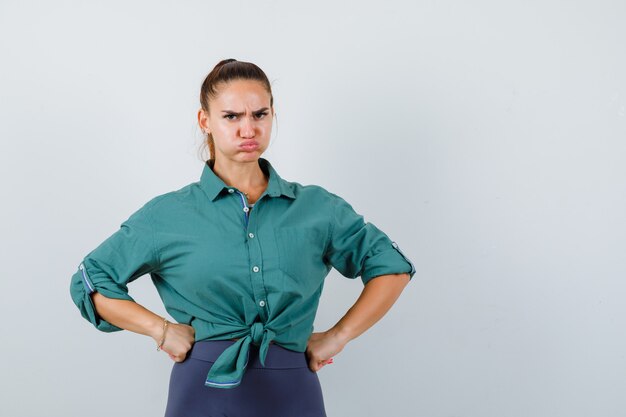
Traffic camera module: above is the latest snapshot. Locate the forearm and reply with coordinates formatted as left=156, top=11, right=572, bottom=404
left=90, top=292, right=163, bottom=341
left=328, top=273, right=410, bottom=344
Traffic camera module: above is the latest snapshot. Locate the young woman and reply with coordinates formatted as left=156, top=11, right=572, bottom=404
left=69, top=58, right=416, bottom=417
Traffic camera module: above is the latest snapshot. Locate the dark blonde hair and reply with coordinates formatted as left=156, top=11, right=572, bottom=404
left=198, top=59, right=275, bottom=162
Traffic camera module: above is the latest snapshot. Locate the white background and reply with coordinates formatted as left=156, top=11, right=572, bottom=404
left=1, top=1, right=625, bottom=416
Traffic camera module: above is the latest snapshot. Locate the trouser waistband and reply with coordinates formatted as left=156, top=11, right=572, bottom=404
left=188, top=340, right=309, bottom=369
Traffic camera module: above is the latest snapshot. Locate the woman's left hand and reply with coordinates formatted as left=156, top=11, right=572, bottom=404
left=305, top=329, right=347, bottom=372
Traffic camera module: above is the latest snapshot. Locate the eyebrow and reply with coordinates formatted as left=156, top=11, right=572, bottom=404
left=221, top=108, right=269, bottom=116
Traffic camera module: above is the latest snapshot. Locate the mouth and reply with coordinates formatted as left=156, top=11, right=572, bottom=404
left=239, top=140, right=259, bottom=151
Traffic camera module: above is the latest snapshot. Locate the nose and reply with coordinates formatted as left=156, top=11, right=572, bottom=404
left=239, top=116, right=256, bottom=138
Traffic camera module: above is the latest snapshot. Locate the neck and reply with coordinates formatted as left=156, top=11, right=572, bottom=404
left=211, top=157, right=268, bottom=193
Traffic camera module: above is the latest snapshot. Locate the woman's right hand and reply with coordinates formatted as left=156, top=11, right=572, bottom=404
left=155, top=322, right=196, bottom=362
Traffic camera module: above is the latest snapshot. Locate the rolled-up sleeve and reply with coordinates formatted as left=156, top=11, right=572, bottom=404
left=324, top=193, right=416, bottom=285
left=69, top=201, right=160, bottom=332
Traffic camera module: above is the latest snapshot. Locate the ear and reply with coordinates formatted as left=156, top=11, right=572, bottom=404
left=198, top=108, right=210, bottom=133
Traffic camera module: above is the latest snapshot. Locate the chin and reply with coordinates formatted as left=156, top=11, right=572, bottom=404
left=238, top=151, right=264, bottom=160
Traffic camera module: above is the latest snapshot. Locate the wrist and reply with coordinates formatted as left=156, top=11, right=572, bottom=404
left=328, top=325, right=353, bottom=346
left=148, top=315, right=167, bottom=342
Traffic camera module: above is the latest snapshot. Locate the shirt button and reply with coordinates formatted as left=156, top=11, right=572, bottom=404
left=259, top=300, right=266, bottom=307
left=252, top=266, right=259, bottom=272
left=243, top=207, right=249, bottom=213
left=248, top=233, right=254, bottom=238
left=228, top=188, right=234, bottom=193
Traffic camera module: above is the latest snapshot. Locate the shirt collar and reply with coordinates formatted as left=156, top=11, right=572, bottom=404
left=199, top=157, right=296, bottom=202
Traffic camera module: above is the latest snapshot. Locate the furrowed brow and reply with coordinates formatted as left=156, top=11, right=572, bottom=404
left=221, top=107, right=269, bottom=116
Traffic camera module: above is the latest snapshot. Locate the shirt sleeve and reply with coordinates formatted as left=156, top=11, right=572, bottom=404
left=69, top=201, right=160, bottom=332
left=324, top=193, right=416, bottom=285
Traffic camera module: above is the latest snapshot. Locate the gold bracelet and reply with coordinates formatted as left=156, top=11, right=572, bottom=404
left=156, top=317, right=169, bottom=351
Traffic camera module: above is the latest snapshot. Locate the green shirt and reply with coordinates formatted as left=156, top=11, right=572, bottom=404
left=69, top=157, right=416, bottom=389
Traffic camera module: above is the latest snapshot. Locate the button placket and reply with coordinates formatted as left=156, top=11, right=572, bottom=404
left=232, top=189, right=251, bottom=228
left=233, top=190, right=269, bottom=319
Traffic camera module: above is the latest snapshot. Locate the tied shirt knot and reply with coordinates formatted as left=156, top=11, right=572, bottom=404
left=204, top=321, right=276, bottom=389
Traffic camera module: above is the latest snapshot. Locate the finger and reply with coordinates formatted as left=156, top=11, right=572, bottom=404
left=309, top=358, right=319, bottom=372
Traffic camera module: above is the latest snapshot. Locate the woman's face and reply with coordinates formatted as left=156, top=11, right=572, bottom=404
left=199, top=79, right=274, bottom=164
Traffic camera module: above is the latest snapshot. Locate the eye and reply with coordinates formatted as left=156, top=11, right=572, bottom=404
left=255, top=112, right=268, bottom=119
left=224, top=114, right=237, bottom=120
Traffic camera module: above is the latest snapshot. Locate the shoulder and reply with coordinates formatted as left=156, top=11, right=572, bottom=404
left=283, top=179, right=338, bottom=205
left=281, top=180, right=360, bottom=222
left=133, top=181, right=203, bottom=217
left=291, top=180, right=355, bottom=206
